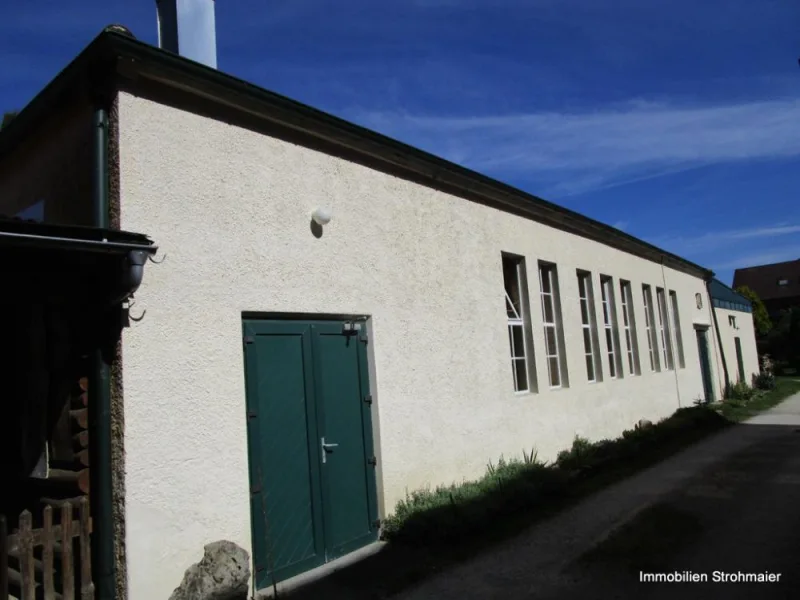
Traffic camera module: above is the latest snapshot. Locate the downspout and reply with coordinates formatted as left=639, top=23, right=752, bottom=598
left=89, top=105, right=116, bottom=600
left=706, top=277, right=730, bottom=398
left=660, top=256, right=682, bottom=408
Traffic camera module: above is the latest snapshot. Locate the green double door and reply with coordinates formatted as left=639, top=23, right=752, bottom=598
left=242, top=319, right=379, bottom=588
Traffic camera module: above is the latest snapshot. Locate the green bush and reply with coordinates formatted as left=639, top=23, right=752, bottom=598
left=725, top=381, right=756, bottom=402
left=382, top=406, right=728, bottom=546
left=752, top=371, right=776, bottom=391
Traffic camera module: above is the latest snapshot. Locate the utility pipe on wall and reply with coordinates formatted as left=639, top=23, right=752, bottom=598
left=89, top=104, right=116, bottom=600
left=707, top=277, right=731, bottom=397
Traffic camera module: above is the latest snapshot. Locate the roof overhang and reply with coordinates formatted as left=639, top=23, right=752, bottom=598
left=0, top=219, right=158, bottom=305
left=0, top=29, right=712, bottom=280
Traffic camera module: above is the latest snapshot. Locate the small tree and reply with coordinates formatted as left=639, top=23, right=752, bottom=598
left=735, top=285, right=772, bottom=336
left=765, top=307, right=800, bottom=370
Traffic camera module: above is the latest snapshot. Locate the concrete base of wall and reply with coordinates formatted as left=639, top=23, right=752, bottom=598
left=255, top=541, right=386, bottom=599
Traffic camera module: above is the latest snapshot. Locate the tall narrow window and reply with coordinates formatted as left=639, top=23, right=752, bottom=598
left=600, top=275, right=621, bottom=379
left=656, top=287, right=674, bottom=370
left=577, top=271, right=600, bottom=382
left=669, top=291, right=685, bottom=369
left=539, top=262, right=566, bottom=388
left=619, top=280, right=641, bottom=375
left=642, top=285, right=660, bottom=371
left=503, top=254, right=535, bottom=392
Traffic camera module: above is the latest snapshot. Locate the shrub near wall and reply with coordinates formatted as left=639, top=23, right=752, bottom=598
left=382, top=406, right=730, bottom=547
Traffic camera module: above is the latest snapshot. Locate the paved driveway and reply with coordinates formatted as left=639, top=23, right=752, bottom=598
left=397, top=394, right=800, bottom=600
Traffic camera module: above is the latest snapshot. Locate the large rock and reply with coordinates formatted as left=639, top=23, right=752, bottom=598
left=169, top=541, right=250, bottom=600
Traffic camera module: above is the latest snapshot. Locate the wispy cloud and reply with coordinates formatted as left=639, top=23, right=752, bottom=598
left=612, top=220, right=629, bottom=231
left=711, top=246, right=800, bottom=271
left=653, top=224, right=800, bottom=256
left=347, top=98, right=800, bottom=195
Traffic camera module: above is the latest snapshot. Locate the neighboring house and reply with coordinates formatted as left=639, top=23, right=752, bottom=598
left=709, top=279, right=760, bottom=389
left=0, top=10, right=761, bottom=600
left=733, top=258, right=800, bottom=319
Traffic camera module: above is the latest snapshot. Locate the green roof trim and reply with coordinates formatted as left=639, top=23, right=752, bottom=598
left=0, top=28, right=714, bottom=280
left=710, top=278, right=752, bottom=313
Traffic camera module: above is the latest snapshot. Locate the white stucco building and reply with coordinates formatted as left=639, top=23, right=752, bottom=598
left=0, top=22, right=760, bottom=600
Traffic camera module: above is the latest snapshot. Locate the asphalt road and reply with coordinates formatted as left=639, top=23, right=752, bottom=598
left=397, top=393, right=800, bottom=600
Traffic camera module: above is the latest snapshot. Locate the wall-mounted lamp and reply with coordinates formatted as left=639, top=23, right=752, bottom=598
left=311, top=207, right=332, bottom=226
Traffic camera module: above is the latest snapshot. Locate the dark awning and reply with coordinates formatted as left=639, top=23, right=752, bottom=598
left=0, top=218, right=157, bottom=255
left=0, top=218, right=158, bottom=307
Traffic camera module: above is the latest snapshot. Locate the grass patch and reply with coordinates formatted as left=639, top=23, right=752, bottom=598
left=577, top=503, right=703, bottom=573
left=716, top=376, right=800, bottom=422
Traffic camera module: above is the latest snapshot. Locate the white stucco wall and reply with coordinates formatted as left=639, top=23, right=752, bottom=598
left=117, top=92, right=717, bottom=599
left=712, top=307, right=760, bottom=390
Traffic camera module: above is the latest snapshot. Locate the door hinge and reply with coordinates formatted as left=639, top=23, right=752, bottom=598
left=247, top=410, right=257, bottom=419
left=367, top=456, right=377, bottom=466
left=372, top=518, right=381, bottom=528
left=364, top=394, right=373, bottom=405
left=250, top=483, right=262, bottom=495
left=243, top=335, right=254, bottom=344
left=359, top=329, right=369, bottom=344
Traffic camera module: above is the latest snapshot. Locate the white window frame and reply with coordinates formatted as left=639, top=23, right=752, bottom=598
left=669, top=290, right=686, bottom=369
left=656, top=287, right=674, bottom=371
left=503, top=255, right=534, bottom=393
left=600, top=276, right=619, bottom=379
left=643, top=285, right=659, bottom=372
left=539, top=263, right=564, bottom=389
left=619, top=280, right=638, bottom=375
left=578, top=272, right=598, bottom=382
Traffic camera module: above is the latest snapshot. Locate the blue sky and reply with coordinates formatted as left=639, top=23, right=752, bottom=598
left=2, top=1, right=799, bottom=284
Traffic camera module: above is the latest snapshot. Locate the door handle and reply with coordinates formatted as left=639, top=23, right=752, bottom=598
left=321, top=437, right=339, bottom=464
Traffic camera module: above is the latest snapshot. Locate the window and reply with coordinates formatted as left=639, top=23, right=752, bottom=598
left=728, top=315, right=737, bottom=329
left=669, top=291, right=686, bottom=369
left=620, top=280, right=641, bottom=375
left=778, top=278, right=789, bottom=286
left=577, top=271, right=600, bottom=382
left=642, top=285, right=660, bottom=371
left=539, top=262, right=567, bottom=388
left=503, top=254, right=535, bottom=392
left=600, top=276, right=622, bottom=379
left=656, top=288, right=674, bottom=370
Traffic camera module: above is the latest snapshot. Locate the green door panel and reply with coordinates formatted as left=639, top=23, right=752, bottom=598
left=696, top=328, right=714, bottom=403
left=311, top=324, right=379, bottom=559
left=735, top=337, right=745, bottom=383
left=243, top=322, right=325, bottom=586
left=243, top=319, right=379, bottom=589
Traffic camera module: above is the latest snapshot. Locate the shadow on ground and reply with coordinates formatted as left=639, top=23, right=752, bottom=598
left=263, top=407, right=745, bottom=599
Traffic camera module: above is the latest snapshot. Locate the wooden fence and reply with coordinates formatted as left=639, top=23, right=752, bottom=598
left=0, top=498, right=93, bottom=600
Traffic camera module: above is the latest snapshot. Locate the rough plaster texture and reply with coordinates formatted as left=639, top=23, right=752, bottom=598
left=0, top=102, right=93, bottom=224
left=108, top=95, right=129, bottom=600
left=714, top=307, right=760, bottom=389
left=117, top=92, right=722, bottom=599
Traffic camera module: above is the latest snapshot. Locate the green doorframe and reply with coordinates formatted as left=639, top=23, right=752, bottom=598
left=242, top=316, right=380, bottom=589
left=694, top=326, right=714, bottom=403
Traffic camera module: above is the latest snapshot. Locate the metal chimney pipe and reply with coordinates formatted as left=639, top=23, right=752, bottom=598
left=156, top=0, right=217, bottom=69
